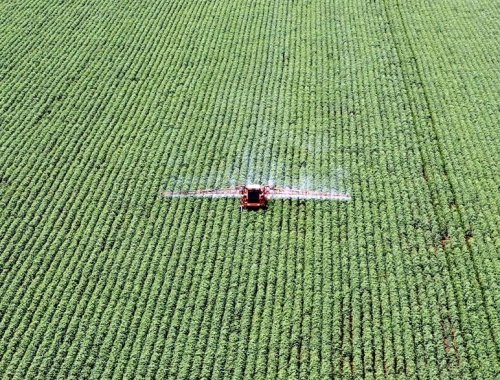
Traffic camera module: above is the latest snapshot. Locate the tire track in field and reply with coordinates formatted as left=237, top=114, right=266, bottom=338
left=379, top=2, right=480, bottom=374
left=381, top=0, right=500, bottom=367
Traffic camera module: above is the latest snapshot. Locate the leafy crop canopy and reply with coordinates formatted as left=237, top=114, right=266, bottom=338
left=1, top=0, right=500, bottom=378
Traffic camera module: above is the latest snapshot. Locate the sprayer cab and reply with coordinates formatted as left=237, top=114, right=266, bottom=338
left=238, top=184, right=274, bottom=211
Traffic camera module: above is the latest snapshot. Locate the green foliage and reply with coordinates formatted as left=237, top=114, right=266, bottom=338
left=1, top=0, right=500, bottom=378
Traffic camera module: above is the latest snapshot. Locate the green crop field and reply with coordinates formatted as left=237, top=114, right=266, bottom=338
left=1, top=0, right=500, bottom=378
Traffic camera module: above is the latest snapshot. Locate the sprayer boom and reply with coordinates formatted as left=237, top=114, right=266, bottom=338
left=269, top=188, right=351, bottom=201
left=161, top=184, right=351, bottom=210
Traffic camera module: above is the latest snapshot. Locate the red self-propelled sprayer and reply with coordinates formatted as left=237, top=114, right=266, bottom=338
left=161, top=184, right=351, bottom=210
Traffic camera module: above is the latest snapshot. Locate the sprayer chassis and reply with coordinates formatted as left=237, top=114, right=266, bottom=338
left=238, top=184, right=271, bottom=210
